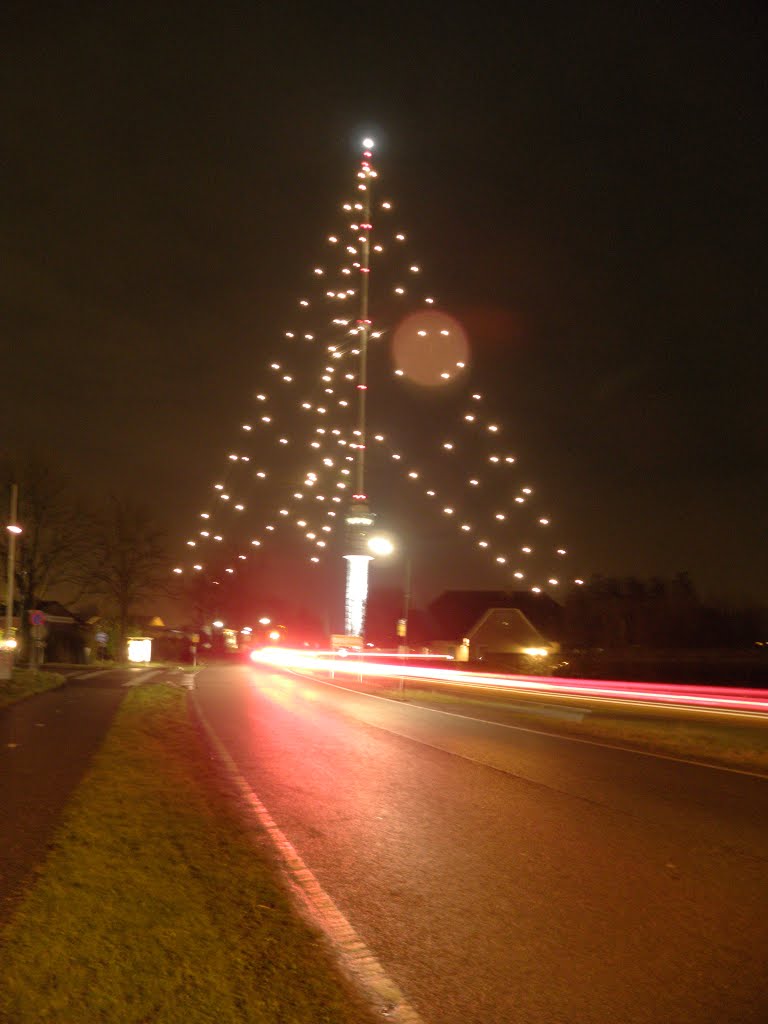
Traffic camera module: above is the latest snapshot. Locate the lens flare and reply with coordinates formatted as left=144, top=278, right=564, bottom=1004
left=391, top=312, right=469, bottom=386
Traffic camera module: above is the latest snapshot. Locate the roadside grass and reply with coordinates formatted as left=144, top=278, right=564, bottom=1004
left=0, top=684, right=376, bottom=1024
left=379, top=684, right=768, bottom=773
left=0, top=668, right=65, bottom=709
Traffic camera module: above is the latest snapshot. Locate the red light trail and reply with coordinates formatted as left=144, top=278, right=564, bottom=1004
left=250, top=648, right=768, bottom=717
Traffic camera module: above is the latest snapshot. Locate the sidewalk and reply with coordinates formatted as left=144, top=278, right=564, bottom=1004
left=0, top=671, right=133, bottom=925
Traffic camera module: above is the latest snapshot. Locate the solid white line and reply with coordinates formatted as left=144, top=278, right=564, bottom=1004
left=275, top=668, right=768, bottom=781
left=192, top=695, right=425, bottom=1024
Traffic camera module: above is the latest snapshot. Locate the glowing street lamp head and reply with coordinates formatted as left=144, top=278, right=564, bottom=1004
left=7, top=525, right=21, bottom=535
left=212, top=619, right=224, bottom=629
left=362, top=136, right=375, bottom=149
left=368, top=535, right=395, bottom=557
left=258, top=616, right=271, bottom=626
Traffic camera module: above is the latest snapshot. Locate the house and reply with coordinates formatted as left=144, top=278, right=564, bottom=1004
left=426, top=589, right=563, bottom=666
left=0, top=600, right=88, bottom=663
left=38, top=601, right=89, bottom=663
left=458, top=606, right=557, bottom=662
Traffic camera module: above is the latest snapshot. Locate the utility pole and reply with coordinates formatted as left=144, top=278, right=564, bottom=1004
left=4, top=483, right=20, bottom=663
left=400, top=552, right=412, bottom=649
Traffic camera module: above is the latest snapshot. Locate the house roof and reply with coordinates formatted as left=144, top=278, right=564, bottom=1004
left=0, top=600, right=82, bottom=625
left=428, top=589, right=563, bottom=641
left=466, top=607, right=546, bottom=649
left=39, top=600, right=81, bottom=623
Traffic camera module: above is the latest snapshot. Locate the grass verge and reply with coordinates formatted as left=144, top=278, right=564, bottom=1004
left=304, top=671, right=768, bottom=774
left=0, top=684, right=376, bottom=1024
left=379, top=684, right=768, bottom=774
left=0, top=668, right=65, bottom=709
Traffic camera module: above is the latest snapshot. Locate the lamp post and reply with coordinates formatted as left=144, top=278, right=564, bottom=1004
left=399, top=552, right=412, bottom=654
left=363, top=535, right=413, bottom=696
left=367, top=535, right=413, bottom=650
left=1, top=484, right=21, bottom=679
left=371, top=536, right=413, bottom=693
left=5, top=484, right=20, bottom=651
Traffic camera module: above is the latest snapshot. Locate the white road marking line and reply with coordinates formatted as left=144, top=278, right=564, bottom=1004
left=122, top=669, right=166, bottom=687
left=193, top=695, right=425, bottom=1024
left=277, top=668, right=768, bottom=781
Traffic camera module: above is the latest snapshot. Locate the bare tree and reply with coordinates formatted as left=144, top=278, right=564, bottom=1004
left=86, top=497, right=169, bottom=660
left=0, top=457, right=92, bottom=657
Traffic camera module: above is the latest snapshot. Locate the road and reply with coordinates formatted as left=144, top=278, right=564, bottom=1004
left=194, top=663, right=768, bottom=1024
left=251, top=647, right=768, bottom=715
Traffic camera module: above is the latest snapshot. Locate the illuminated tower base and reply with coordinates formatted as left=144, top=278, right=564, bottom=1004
left=343, top=501, right=375, bottom=638
left=343, top=554, right=373, bottom=638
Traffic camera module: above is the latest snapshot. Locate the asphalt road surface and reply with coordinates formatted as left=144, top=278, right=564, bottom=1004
left=194, top=663, right=768, bottom=1024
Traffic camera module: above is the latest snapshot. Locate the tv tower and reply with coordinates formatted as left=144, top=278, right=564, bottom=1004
left=342, top=138, right=377, bottom=638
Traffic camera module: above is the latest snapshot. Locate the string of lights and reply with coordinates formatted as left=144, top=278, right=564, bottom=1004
left=173, top=139, right=584, bottom=599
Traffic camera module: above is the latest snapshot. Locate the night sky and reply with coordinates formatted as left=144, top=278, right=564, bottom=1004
left=4, top=4, right=767, bottom=621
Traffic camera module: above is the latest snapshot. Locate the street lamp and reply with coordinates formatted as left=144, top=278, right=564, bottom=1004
left=368, top=535, right=395, bottom=557
left=399, top=552, right=412, bottom=653
left=367, top=536, right=412, bottom=651
left=4, top=484, right=20, bottom=654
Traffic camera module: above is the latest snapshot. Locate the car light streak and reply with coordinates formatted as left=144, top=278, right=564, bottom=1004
left=249, top=648, right=768, bottom=716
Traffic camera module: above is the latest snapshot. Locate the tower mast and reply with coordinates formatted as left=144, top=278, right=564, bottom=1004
left=343, top=138, right=377, bottom=638
left=354, top=141, right=373, bottom=497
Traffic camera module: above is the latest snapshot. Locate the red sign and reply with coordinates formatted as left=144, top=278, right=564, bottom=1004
left=29, top=610, right=46, bottom=627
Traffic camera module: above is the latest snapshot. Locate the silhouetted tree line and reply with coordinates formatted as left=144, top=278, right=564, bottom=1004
left=564, top=573, right=765, bottom=650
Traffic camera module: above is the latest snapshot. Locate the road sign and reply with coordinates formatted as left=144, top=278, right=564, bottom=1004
left=95, top=631, right=108, bottom=645
left=29, top=609, right=46, bottom=627
left=30, top=623, right=47, bottom=641
left=330, top=634, right=363, bottom=650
